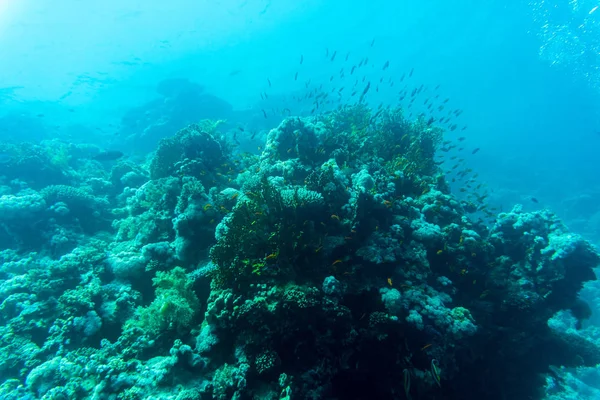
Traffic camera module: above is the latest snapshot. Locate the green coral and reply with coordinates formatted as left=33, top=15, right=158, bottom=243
left=209, top=176, right=328, bottom=288
left=126, top=267, right=199, bottom=334
left=320, top=105, right=442, bottom=180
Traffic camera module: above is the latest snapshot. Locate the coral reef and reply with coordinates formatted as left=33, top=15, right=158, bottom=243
left=0, top=105, right=598, bottom=400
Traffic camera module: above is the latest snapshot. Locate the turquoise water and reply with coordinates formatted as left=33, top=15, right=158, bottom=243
left=1, top=1, right=600, bottom=399
left=2, top=1, right=599, bottom=244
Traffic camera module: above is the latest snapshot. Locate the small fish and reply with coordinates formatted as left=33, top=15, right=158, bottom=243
left=361, top=82, right=371, bottom=97
left=387, top=277, right=393, bottom=286
left=471, top=148, right=480, bottom=155
left=93, top=150, right=124, bottom=161
left=421, top=343, right=433, bottom=351
left=262, top=109, right=268, bottom=118
left=345, top=52, right=350, bottom=61
left=382, top=60, right=389, bottom=70
left=530, top=197, right=539, bottom=203
left=370, top=38, right=375, bottom=47
left=330, top=51, right=337, bottom=61
left=267, top=78, right=272, bottom=87
left=409, top=68, right=414, bottom=77
left=403, top=369, right=411, bottom=399
left=431, top=359, right=441, bottom=387
left=294, top=72, right=298, bottom=81
left=332, top=259, right=343, bottom=266
left=300, top=54, right=304, bottom=64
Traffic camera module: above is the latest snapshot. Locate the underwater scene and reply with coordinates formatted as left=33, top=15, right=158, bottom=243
left=1, top=0, right=600, bottom=399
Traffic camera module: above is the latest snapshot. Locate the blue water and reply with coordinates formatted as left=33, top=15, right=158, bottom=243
left=1, top=0, right=598, bottom=243
left=1, top=0, right=600, bottom=398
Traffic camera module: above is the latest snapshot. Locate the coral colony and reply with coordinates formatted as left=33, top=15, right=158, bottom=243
left=0, top=105, right=599, bottom=399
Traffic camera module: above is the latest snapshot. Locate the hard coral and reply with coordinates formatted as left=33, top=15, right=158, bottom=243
left=149, top=123, right=226, bottom=180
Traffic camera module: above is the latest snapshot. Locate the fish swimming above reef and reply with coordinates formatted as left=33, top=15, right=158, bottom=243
left=93, top=150, right=124, bottom=161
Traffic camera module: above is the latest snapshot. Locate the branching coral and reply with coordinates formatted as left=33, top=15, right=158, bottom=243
left=126, top=267, right=199, bottom=335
